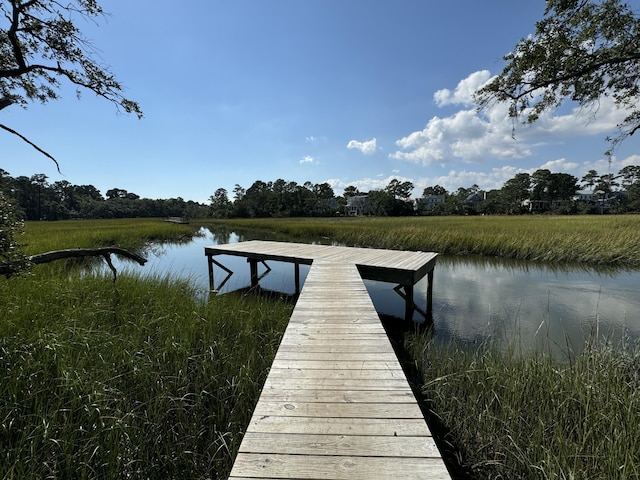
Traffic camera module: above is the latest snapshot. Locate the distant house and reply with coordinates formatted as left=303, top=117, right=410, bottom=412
left=521, top=199, right=551, bottom=212
left=464, top=192, right=485, bottom=205
left=573, top=190, right=595, bottom=202
left=416, top=195, right=445, bottom=212
left=346, top=195, right=370, bottom=216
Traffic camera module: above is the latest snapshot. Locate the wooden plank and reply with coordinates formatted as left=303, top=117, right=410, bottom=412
left=229, top=453, right=451, bottom=480
left=251, top=400, right=426, bottom=419
left=274, top=351, right=399, bottom=361
left=263, top=376, right=411, bottom=391
left=270, top=360, right=404, bottom=370
left=238, top=432, right=443, bottom=457
left=246, top=415, right=432, bottom=436
left=264, top=368, right=406, bottom=381
left=256, top=389, right=416, bottom=403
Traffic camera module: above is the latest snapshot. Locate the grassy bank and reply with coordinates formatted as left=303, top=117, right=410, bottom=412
left=204, top=215, right=640, bottom=266
left=6, top=217, right=640, bottom=478
left=2, top=219, right=293, bottom=478
left=406, top=333, right=640, bottom=479
left=21, top=218, right=198, bottom=255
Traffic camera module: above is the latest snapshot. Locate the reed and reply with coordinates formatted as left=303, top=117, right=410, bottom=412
left=205, top=215, right=640, bottom=266
left=406, top=332, right=640, bottom=479
left=2, top=218, right=293, bottom=478
left=22, top=218, right=197, bottom=255
left=0, top=270, right=292, bottom=478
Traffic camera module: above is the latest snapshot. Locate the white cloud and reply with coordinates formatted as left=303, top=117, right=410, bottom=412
left=390, top=106, right=532, bottom=165
left=433, top=70, right=492, bottom=107
left=325, top=175, right=413, bottom=195
left=538, top=158, right=579, bottom=172
left=391, top=71, right=630, bottom=167
left=347, top=138, right=377, bottom=155
left=300, top=155, right=314, bottom=164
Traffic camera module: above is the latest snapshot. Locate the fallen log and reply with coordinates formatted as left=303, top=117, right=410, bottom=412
left=1, top=247, right=147, bottom=280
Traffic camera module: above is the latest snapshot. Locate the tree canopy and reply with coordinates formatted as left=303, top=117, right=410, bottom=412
left=0, top=0, right=142, bottom=164
left=476, top=0, right=640, bottom=152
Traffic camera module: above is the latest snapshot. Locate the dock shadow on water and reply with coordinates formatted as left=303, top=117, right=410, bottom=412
left=99, top=226, right=640, bottom=357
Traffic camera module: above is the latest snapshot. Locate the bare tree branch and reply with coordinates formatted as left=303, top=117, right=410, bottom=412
left=0, top=122, right=61, bottom=173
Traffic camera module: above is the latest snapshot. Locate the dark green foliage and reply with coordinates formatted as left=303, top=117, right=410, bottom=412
left=476, top=0, right=640, bottom=152
left=0, top=189, right=28, bottom=275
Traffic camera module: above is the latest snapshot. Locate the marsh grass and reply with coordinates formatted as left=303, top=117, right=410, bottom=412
left=206, top=215, right=640, bottom=266
left=22, top=218, right=197, bottom=255
left=0, top=271, right=292, bottom=478
left=407, top=331, right=640, bottom=479
left=2, top=218, right=293, bottom=478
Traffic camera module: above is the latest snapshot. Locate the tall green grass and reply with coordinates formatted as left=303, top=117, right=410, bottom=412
left=9, top=217, right=640, bottom=478
left=406, top=332, right=640, bottom=479
left=2, top=218, right=293, bottom=478
left=22, top=218, right=197, bottom=255
left=0, top=271, right=292, bottom=478
left=206, top=215, right=640, bottom=266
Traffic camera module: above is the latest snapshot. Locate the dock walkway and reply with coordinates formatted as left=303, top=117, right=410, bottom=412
left=204, top=241, right=450, bottom=479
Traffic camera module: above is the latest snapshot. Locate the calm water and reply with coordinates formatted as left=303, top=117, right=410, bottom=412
left=106, top=227, right=640, bottom=353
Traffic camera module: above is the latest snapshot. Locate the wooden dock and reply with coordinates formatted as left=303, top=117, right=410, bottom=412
left=205, top=240, right=437, bottom=322
left=204, top=241, right=449, bottom=479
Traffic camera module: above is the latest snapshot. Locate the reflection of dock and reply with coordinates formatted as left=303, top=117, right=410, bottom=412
left=204, top=241, right=449, bottom=479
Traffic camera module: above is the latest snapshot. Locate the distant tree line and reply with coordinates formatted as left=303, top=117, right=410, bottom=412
left=211, top=166, right=640, bottom=218
left=0, top=170, right=208, bottom=220
left=3, top=165, right=639, bottom=222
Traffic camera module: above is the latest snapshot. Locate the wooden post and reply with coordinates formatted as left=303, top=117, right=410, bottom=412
left=294, top=263, right=301, bottom=295
left=426, top=269, right=434, bottom=320
left=249, top=259, right=259, bottom=287
left=207, top=254, right=214, bottom=291
left=403, top=284, right=414, bottom=322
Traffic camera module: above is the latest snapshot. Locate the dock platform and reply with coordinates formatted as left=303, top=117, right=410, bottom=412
left=204, top=241, right=449, bottom=479
left=205, top=240, right=437, bottom=322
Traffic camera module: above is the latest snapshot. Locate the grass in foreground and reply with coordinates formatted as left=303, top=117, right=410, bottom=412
left=205, top=215, right=640, bottom=267
left=0, top=268, right=292, bottom=478
left=406, top=332, right=640, bottom=479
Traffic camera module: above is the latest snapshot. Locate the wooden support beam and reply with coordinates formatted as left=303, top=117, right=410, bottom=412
left=403, top=284, right=414, bottom=322
left=426, top=269, right=434, bottom=321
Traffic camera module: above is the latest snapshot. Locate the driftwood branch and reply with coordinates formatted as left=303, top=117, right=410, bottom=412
left=1, top=247, right=147, bottom=280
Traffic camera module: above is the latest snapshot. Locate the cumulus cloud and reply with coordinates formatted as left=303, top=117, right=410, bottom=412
left=433, top=70, right=492, bottom=107
left=347, top=138, right=377, bottom=155
left=391, top=71, right=630, bottom=167
left=390, top=105, right=532, bottom=165
left=300, top=155, right=314, bottom=164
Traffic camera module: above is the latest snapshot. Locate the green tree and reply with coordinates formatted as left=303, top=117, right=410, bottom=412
left=1, top=0, right=142, bottom=163
left=581, top=170, right=600, bottom=191
left=618, top=165, right=640, bottom=187
left=476, top=0, right=640, bottom=152
left=343, top=185, right=360, bottom=197
left=385, top=179, right=414, bottom=200
left=0, top=190, right=28, bottom=276
left=422, top=185, right=447, bottom=197
left=209, top=188, right=232, bottom=218
left=501, top=173, right=531, bottom=213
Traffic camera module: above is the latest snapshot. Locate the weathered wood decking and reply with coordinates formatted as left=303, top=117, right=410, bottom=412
left=204, top=241, right=449, bottom=479
left=205, top=240, right=437, bottom=322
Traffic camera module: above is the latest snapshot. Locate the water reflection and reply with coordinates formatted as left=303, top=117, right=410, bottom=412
left=101, top=227, right=640, bottom=354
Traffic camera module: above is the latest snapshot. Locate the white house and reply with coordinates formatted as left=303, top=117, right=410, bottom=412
left=346, top=195, right=370, bottom=216
left=416, top=195, right=445, bottom=212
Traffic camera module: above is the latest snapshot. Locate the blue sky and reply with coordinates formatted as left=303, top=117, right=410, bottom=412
left=3, top=1, right=639, bottom=203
